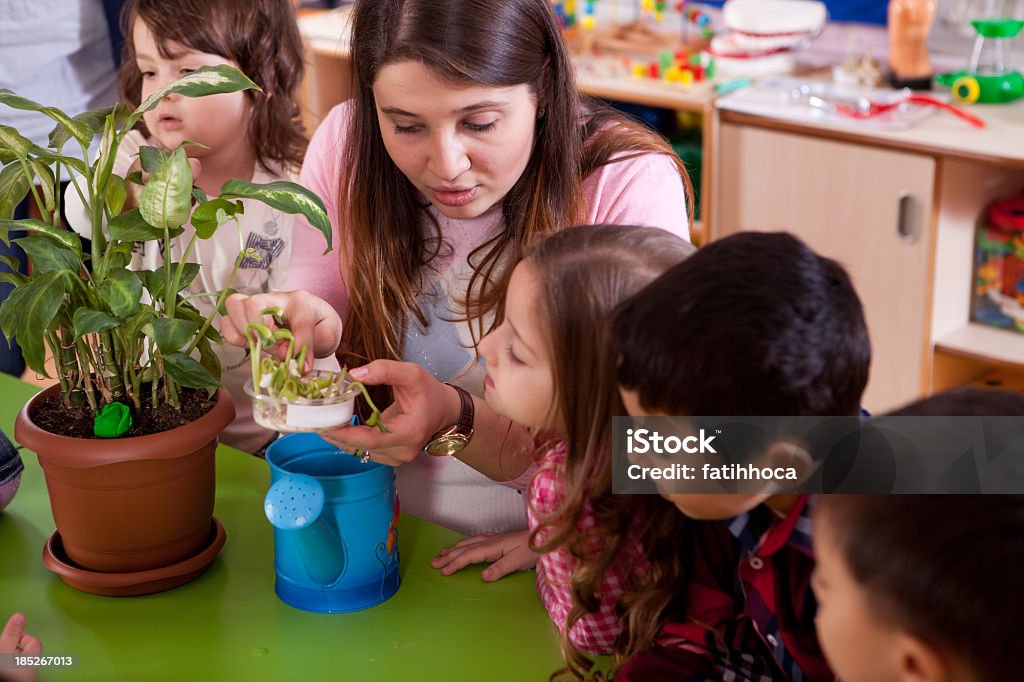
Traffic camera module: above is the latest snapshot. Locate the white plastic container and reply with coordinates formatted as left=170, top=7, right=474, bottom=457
left=244, top=371, right=358, bottom=433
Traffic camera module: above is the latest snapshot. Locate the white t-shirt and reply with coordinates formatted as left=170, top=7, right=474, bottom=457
left=64, top=131, right=297, bottom=452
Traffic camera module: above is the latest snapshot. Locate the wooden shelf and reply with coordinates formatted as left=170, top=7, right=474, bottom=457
left=935, top=323, right=1024, bottom=369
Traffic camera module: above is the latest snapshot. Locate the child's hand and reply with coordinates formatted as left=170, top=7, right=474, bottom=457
left=430, top=530, right=536, bottom=582
left=0, top=613, right=42, bottom=682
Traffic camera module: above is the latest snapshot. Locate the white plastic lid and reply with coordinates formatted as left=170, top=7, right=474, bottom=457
left=723, top=0, right=827, bottom=35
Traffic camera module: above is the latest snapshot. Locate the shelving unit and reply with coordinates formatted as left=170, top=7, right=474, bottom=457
left=715, top=100, right=1024, bottom=411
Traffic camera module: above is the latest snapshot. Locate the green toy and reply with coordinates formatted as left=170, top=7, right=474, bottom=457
left=936, top=19, right=1024, bottom=104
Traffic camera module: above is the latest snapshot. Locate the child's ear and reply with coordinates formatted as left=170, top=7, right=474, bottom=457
left=897, top=633, right=946, bottom=682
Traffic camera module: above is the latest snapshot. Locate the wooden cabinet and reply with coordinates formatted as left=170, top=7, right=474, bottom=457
left=714, top=122, right=937, bottom=412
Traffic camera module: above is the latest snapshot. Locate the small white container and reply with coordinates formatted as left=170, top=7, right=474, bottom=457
left=244, top=371, right=358, bottom=433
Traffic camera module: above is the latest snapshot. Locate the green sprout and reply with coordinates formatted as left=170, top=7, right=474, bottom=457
left=244, top=307, right=385, bottom=432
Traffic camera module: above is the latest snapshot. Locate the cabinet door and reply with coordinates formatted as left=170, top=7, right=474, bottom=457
left=716, top=123, right=936, bottom=413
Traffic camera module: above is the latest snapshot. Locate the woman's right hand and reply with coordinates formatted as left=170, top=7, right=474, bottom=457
left=220, top=291, right=343, bottom=367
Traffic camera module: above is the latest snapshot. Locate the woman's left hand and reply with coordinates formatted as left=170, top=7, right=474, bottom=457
left=319, top=360, right=461, bottom=467
left=431, top=530, right=536, bottom=581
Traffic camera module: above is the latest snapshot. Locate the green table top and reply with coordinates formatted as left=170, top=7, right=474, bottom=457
left=0, top=375, right=563, bottom=681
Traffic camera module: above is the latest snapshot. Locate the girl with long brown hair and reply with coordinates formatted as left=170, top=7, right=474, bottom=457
left=65, top=0, right=308, bottom=453
left=437, top=224, right=695, bottom=679
left=221, top=0, right=692, bottom=535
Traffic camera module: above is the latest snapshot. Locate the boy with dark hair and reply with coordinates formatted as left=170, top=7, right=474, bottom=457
left=612, top=231, right=872, bottom=681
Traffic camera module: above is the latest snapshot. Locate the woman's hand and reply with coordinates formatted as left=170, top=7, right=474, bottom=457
left=220, top=291, right=343, bottom=369
left=431, top=530, right=536, bottom=581
left=319, top=360, right=462, bottom=467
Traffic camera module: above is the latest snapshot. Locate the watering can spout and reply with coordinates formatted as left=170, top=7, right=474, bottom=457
left=264, top=474, right=346, bottom=586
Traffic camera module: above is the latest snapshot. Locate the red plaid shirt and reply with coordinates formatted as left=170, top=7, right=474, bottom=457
left=528, top=441, right=651, bottom=654
left=619, top=495, right=835, bottom=682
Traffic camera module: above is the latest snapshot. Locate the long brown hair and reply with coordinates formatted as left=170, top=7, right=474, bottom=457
left=118, top=0, right=307, bottom=172
left=522, top=225, right=696, bottom=680
left=340, top=0, right=693, bottom=383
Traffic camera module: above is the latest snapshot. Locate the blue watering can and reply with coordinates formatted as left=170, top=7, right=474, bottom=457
left=264, top=433, right=400, bottom=613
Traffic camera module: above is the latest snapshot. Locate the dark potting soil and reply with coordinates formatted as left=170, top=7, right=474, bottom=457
left=33, top=387, right=215, bottom=439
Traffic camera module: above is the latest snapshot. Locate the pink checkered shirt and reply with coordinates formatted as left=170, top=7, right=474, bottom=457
left=528, top=440, right=651, bottom=654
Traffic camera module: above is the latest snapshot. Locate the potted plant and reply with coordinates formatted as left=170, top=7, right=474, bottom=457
left=0, top=66, right=331, bottom=591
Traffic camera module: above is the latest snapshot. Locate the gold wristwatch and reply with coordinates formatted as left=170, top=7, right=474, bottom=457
left=422, top=384, right=475, bottom=457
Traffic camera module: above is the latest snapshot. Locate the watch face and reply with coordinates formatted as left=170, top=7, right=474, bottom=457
left=425, top=435, right=469, bottom=457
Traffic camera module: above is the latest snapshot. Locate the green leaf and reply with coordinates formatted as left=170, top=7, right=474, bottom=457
left=0, top=218, right=82, bottom=255
left=138, top=146, right=168, bottom=174
left=28, top=145, right=88, bottom=177
left=0, top=164, right=30, bottom=221
left=122, top=308, right=155, bottom=343
left=0, top=270, right=66, bottom=373
left=105, top=175, right=127, bottom=216
left=162, top=351, right=218, bottom=389
left=152, top=317, right=198, bottom=354
left=14, top=235, right=82, bottom=274
left=106, top=240, right=136, bottom=269
left=98, top=267, right=142, bottom=317
left=125, top=170, right=143, bottom=185
left=108, top=207, right=184, bottom=242
left=191, top=198, right=244, bottom=239
left=48, top=103, right=132, bottom=150
left=220, top=179, right=332, bottom=253
left=124, top=65, right=260, bottom=133
left=72, top=308, right=122, bottom=338
left=0, top=90, right=93, bottom=147
left=175, top=299, right=224, bottom=344
left=153, top=260, right=199, bottom=294
left=191, top=186, right=208, bottom=204
left=26, top=159, right=56, bottom=212
left=196, top=336, right=223, bottom=384
left=139, top=146, right=193, bottom=230
left=0, top=124, right=37, bottom=159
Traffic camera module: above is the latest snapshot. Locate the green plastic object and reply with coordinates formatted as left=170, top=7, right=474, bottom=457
left=971, top=18, right=1023, bottom=39
left=937, top=18, right=1024, bottom=104
left=94, top=401, right=132, bottom=438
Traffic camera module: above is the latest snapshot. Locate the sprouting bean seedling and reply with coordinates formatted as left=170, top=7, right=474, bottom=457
left=245, top=307, right=386, bottom=431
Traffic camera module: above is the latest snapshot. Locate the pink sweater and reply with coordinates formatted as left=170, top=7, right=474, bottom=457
left=285, top=102, right=689, bottom=535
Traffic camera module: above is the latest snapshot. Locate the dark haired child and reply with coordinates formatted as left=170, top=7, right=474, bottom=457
left=64, top=0, right=309, bottom=453
left=612, top=231, right=872, bottom=681
left=813, top=492, right=1024, bottom=682
left=810, top=387, right=1024, bottom=682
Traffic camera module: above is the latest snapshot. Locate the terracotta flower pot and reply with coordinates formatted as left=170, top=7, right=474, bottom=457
left=15, top=385, right=235, bottom=573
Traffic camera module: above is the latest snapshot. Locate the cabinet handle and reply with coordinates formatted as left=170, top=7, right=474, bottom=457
left=897, top=191, right=920, bottom=243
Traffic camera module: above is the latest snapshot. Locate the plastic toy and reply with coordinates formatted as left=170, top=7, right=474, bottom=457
left=972, top=195, right=1024, bottom=333
left=936, top=18, right=1024, bottom=104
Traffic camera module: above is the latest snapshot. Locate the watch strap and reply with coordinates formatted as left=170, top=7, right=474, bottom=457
left=448, top=383, right=474, bottom=435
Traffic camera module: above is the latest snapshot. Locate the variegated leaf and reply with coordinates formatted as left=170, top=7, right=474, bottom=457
left=124, top=65, right=259, bottom=133
left=98, top=267, right=143, bottom=318
left=0, top=218, right=82, bottom=255
left=139, top=146, right=192, bottom=230
left=219, top=179, right=332, bottom=253
left=0, top=90, right=93, bottom=147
